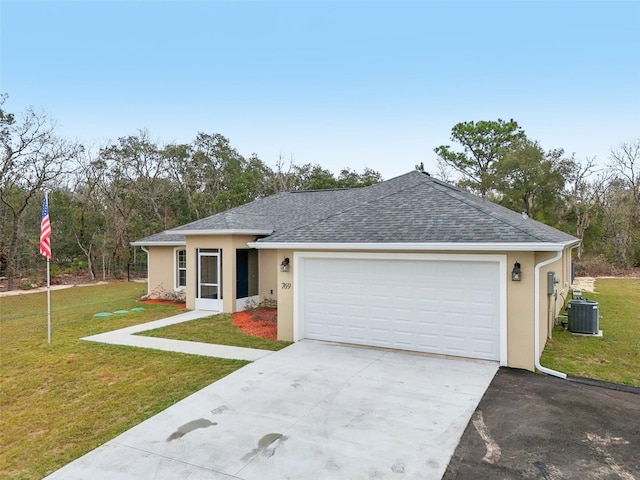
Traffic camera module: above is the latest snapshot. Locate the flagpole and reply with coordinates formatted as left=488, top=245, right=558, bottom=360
left=41, top=190, right=52, bottom=344
left=47, top=256, right=51, bottom=344
left=45, top=190, right=51, bottom=344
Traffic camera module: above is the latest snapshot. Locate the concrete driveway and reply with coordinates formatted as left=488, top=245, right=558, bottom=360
left=45, top=341, right=498, bottom=480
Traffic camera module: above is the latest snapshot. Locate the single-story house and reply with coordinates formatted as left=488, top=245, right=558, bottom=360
left=132, top=171, right=580, bottom=372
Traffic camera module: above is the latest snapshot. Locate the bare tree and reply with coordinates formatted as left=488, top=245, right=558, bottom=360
left=435, top=157, right=455, bottom=184
left=598, top=139, right=640, bottom=267
left=565, top=156, right=600, bottom=257
left=268, top=154, right=299, bottom=193
left=609, top=139, right=640, bottom=204
left=0, top=98, right=81, bottom=289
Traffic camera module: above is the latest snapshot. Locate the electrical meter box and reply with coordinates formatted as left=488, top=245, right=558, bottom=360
left=547, top=271, right=558, bottom=294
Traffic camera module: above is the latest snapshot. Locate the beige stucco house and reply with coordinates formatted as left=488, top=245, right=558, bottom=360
left=131, top=171, right=580, bottom=373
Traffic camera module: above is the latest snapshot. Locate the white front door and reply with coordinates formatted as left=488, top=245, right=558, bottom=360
left=196, top=250, right=222, bottom=311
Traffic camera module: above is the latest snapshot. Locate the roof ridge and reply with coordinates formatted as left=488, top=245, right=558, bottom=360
left=423, top=177, right=553, bottom=242
left=168, top=191, right=289, bottom=231
left=291, top=187, right=357, bottom=193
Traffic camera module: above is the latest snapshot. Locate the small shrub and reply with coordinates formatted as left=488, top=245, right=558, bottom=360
left=49, top=263, right=61, bottom=278
left=244, top=297, right=258, bottom=311
left=69, top=260, right=89, bottom=274
left=259, top=298, right=278, bottom=309
left=149, top=284, right=186, bottom=303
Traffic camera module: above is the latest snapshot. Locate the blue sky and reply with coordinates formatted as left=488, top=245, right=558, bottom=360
left=1, top=0, right=638, bottom=180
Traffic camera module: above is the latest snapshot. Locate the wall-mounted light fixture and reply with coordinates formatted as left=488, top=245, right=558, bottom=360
left=511, top=262, right=521, bottom=281
left=280, top=257, right=290, bottom=272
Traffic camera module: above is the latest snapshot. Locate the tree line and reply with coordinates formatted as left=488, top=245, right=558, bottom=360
left=1, top=98, right=638, bottom=291
left=0, top=97, right=381, bottom=290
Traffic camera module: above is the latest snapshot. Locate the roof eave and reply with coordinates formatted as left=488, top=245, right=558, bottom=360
left=247, top=241, right=580, bottom=252
left=166, top=229, right=274, bottom=236
left=130, top=240, right=186, bottom=247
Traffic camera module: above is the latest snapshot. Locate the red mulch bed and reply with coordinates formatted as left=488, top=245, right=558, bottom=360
left=137, top=300, right=276, bottom=340
left=232, top=308, right=277, bottom=340
left=139, top=298, right=187, bottom=308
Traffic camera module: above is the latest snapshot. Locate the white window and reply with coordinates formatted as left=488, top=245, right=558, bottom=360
left=175, top=248, right=187, bottom=290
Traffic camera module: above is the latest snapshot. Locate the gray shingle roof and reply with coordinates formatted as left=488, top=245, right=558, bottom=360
left=259, top=172, right=577, bottom=244
left=167, top=171, right=428, bottom=235
left=130, top=231, right=185, bottom=246
left=135, top=171, right=577, bottom=247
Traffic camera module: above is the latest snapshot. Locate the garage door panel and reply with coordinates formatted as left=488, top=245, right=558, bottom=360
left=415, top=333, right=440, bottom=350
left=472, top=338, right=497, bottom=354
left=472, top=314, right=496, bottom=331
left=444, top=334, right=467, bottom=353
left=301, top=257, right=501, bottom=361
left=443, top=310, right=467, bottom=328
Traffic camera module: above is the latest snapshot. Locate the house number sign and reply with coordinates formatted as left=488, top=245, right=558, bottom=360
left=281, top=283, right=291, bottom=290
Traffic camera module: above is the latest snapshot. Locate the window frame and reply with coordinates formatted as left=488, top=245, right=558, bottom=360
left=174, top=248, right=187, bottom=291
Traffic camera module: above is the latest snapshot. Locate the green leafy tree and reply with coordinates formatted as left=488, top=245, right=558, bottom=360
left=337, top=167, right=382, bottom=188
left=267, top=160, right=382, bottom=192
left=191, top=133, right=271, bottom=213
left=434, top=119, right=526, bottom=197
left=293, top=164, right=339, bottom=190
left=163, top=143, right=203, bottom=223
left=493, top=140, right=575, bottom=224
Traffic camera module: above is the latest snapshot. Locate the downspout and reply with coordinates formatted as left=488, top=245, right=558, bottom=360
left=141, top=247, right=150, bottom=297
left=534, top=249, right=567, bottom=379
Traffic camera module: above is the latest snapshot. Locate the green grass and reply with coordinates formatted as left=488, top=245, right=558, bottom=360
left=138, top=313, right=291, bottom=351
left=541, top=278, right=640, bottom=387
left=4, top=278, right=636, bottom=477
left=0, top=283, right=248, bottom=479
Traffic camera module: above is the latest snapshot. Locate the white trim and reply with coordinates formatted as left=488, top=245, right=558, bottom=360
left=293, top=251, right=508, bottom=366
left=167, top=229, right=273, bottom=236
left=249, top=241, right=579, bottom=252
left=140, top=246, right=150, bottom=296
left=498, top=259, right=508, bottom=365
left=195, top=250, right=222, bottom=311
left=173, top=247, right=187, bottom=292
left=130, top=241, right=186, bottom=246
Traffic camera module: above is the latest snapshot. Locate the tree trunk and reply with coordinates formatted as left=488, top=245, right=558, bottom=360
left=6, top=215, right=21, bottom=291
left=75, top=234, right=96, bottom=280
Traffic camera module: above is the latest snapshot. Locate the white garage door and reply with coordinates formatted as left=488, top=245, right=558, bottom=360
left=299, top=256, right=502, bottom=361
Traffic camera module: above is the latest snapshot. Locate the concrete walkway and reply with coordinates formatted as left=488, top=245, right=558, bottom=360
left=82, top=310, right=274, bottom=362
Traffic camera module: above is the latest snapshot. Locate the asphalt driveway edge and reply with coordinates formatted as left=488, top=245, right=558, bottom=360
left=566, top=374, right=640, bottom=394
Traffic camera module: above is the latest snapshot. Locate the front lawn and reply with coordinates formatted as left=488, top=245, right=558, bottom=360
left=541, top=278, right=640, bottom=387
left=138, top=309, right=291, bottom=351
left=0, top=283, right=248, bottom=479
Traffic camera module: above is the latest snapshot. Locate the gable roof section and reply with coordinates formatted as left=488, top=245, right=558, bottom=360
left=130, top=231, right=185, bottom=246
left=252, top=171, right=578, bottom=250
left=165, top=172, right=427, bottom=236
left=133, top=171, right=578, bottom=250
left=166, top=189, right=359, bottom=235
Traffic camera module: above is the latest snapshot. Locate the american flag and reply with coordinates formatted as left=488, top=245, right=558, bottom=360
left=40, top=195, right=51, bottom=260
